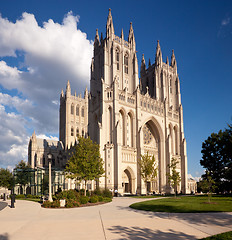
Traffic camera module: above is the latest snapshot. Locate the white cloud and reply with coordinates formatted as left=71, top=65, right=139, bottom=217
left=221, top=17, right=230, bottom=26
left=0, top=11, right=93, bottom=168
left=188, top=173, right=200, bottom=182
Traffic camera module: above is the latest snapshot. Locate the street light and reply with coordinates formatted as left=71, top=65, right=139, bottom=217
left=47, top=152, right=53, bottom=202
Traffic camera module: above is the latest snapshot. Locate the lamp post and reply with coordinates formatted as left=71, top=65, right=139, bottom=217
left=47, top=152, right=53, bottom=202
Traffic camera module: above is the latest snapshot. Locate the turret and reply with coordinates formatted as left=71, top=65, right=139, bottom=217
left=155, top=40, right=162, bottom=67
left=106, top=8, right=114, bottom=40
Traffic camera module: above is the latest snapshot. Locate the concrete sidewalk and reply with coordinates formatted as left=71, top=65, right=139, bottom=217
left=0, top=197, right=232, bottom=240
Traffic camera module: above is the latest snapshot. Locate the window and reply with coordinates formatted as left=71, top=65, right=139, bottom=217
left=81, top=108, right=84, bottom=117
left=71, top=127, right=74, bottom=136
left=124, top=54, right=128, bottom=74
left=82, top=130, right=84, bottom=137
left=116, top=49, right=120, bottom=70
left=76, top=128, right=79, bottom=137
left=76, top=106, right=79, bottom=116
left=71, top=104, right=74, bottom=114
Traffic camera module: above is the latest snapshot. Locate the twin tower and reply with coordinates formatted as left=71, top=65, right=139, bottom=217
left=59, top=9, right=188, bottom=194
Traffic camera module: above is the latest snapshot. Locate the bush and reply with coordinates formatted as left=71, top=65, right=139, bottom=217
left=98, top=196, right=104, bottom=202
left=55, top=189, right=79, bottom=200
left=65, top=199, right=79, bottom=208
left=93, top=188, right=102, bottom=196
left=15, top=194, right=25, bottom=199
left=79, top=196, right=89, bottom=204
left=89, top=195, right=98, bottom=203
left=102, top=189, right=113, bottom=199
left=26, top=194, right=33, bottom=198
left=80, top=189, right=90, bottom=196
left=42, top=200, right=52, bottom=208
left=103, top=197, right=112, bottom=203
left=50, top=200, right=60, bottom=208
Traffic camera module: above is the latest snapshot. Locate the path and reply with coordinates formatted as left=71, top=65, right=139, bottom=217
left=0, top=197, right=232, bottom=240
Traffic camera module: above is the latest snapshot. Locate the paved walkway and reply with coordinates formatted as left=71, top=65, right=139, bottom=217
left=0, top=197, right=232, bottom=240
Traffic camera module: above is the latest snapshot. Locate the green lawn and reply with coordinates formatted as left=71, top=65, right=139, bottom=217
left=200, top=231, right=232, bottom=240
left=129, top=195, right=165, bottom=198
left=130, top=195, right=232, bottom=213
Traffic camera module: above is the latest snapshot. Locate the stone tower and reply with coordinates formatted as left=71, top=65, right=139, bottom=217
left=59, top=81, right=88, bottom=149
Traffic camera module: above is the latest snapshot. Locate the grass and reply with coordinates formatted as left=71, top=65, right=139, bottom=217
left=200, top=231, right=232, bottom=239
left=17, top=198, right=41, bottom=203
left=128, top=195, right=166, bottom=198
left=130, top=195, right=232, bottom=213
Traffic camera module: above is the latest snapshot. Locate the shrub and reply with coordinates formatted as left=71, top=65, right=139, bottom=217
left=93, top=188, right=102, bottom=196
left=15, top=194, right=25, bottom=199
left=50, top=200, right=60, bottom=208
left=98, top=196, right=104, bottom=202
left=103, top=197, right=112, bottom=203
left=89, top=195, right=98, bottom=203
left=42, top=200, right=52, bottom=208
left=26, top=194, right=33, bottom=198
left=65, top=199, right=80, bottom=208
left=79, top=196, right=89, bottom=204
left=80, top=189, right=90, bottom=196
left=102, top=189, right=113, bottom=199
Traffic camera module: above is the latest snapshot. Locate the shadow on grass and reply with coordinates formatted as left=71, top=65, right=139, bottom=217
left=107, top=225, right=197, bottom=239
left=0, top=233, right=9, bottom=240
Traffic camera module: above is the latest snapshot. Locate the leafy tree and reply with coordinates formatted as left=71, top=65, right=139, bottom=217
left=14, top=160, right=32, bottom=194
left=65, top=137, right=104, bottom=196
left=198, top=172, right=216, bottom=203
left=0, top=168, right=13, bottom=190
left=138, top=152, right=157, bottom=195
left=167, top=158, right=181, bottom=197
left=200, top=124, right=232, bottom=192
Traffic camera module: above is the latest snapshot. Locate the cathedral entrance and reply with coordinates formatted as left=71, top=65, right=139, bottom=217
left=122, top=169, right=132, bottom=193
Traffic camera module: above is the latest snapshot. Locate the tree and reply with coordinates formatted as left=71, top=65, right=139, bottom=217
left=14, top=160, right=32, bottom=194
left=200, top=124, right=232, bottom=192
left=198, top=171, right=216, bottom=203
left=167, top=158, right=181, bottom=197
left=65, top=137, right=104, bottom=196
left=0, top=168, right=13, bottom=190
left=138, top=152, right=157, bottom=195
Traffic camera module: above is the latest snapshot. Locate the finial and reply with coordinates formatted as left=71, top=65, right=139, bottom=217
left=121, top=28, right=124, bottom=39
left=148, top=58, right=151, bottom=66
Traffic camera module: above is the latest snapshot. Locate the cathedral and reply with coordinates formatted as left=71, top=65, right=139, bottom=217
left=28, top=9, right=188, bottom=195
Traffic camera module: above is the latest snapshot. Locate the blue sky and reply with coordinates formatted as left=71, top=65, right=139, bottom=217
left=0, top=0, right=231, bottom=179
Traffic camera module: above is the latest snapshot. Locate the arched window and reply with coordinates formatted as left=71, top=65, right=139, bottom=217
left=81, top=107, right=84, bottom=117
left=116, top=49, right=120, bottom=70
left=71, top=104, right=74, bottom=115
left=71, top=127, right=74, bottom=136
left=175, top=79, right=178, bottom=95
left=124, top=54, right=128, bottom=74
left=108, top=107, right=112, bottom=143
left=119, top=110, right=126, bottom=146
left=82, top=130, right=84, bottom=137
left=76, top=106, right=79, bottom=116
left=128, top=112, right=133, bottom=147
left=76, top=128, right=79, bottom=137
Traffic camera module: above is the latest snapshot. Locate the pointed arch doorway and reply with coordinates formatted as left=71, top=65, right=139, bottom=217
left=122, top=168, right=135, bottom=194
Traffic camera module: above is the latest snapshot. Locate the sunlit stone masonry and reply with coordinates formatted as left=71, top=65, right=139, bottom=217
left=28, top=9, right=188, bottom=195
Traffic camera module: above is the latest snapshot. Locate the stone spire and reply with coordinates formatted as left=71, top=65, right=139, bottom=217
left=128, top=22, right=135, bottom=50
left=155, top=40, right=162, bottom=67
left=121, top=28, right=124, bottom=40
left=106, top=8, right=114, bottom=39
left=140, top=54, right=146, bottom=75
left=61, top=89, right=64, bottom=97
left=171, top=49, right=177, bottom=69
left=148, top=58, right=151, bottom=67
left=84, top=87, right=88, bottom=99
left=94, top=28, right=100, bottom=46
left=66, top=80, right=71, bottom=97
left=166, top=56, right=169, bottom=65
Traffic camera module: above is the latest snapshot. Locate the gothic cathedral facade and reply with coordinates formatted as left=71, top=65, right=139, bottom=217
left=28, top=9, right=188, bottom=195
left=88, top=9, right=187, bottom=194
